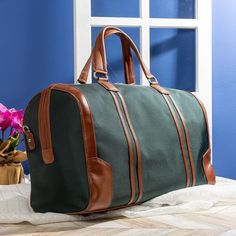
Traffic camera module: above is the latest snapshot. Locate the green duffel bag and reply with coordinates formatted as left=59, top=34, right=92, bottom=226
left=23, top=26, right=215, bottom=214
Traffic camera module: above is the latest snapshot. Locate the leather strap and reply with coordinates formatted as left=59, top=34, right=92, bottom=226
left=38, top=84, right=57, bottom=164
left=78, top=28, right=135, bottom=84
left=169, top=95, right=196, bottom=186
left=190, top=93, right=216, bottom=185
left=161, top=94, right=191, bottom=188
left=98, top=80, right=143, bottom=203
left=117, top=92, right=143, bottom=202
left=78, top=26, right=155, bottom=84
left=110, top=91, right=136, bottom=205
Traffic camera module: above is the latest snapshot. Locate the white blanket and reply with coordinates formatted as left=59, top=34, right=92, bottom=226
left=0, top=177, right=235, bottom=225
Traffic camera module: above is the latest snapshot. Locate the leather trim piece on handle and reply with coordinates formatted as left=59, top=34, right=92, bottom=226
left=110, top=91, right=136, bottom=205
left=169, top=95, right=197, bottom=186
left=38, top=85, right=56, bottom=164
left=38, top=84, right=112, bottom=212
left=117, top=92, right=143, bottom=203
left=150, top=83, right=170, bottom=95
left=190, top=93, right=216, bottom=185
left=98, top=80, right=119, bottom=92
left=161, top=94, right=191, bottom=187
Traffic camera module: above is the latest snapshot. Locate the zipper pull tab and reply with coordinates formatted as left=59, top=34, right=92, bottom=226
left=23, top=125, right=35, bottom=151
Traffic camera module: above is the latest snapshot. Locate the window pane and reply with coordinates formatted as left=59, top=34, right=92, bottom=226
left=150, top=0, right=195, bottom=18
left=91, top=0, right=139, bottom=17
left=92, top=27, right=140, bottom=84
left=150, top=28, right=196, bottom=91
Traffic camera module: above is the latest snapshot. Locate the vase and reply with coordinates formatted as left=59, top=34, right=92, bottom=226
left=0, top=162, right=24, bottom=185
left=0, top=140, right=27, bottom=185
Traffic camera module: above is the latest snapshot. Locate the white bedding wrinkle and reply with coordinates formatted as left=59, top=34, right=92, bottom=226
left=0, top=177, right=235, bottom=225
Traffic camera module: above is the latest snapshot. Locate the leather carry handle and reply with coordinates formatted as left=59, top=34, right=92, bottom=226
left=77, top=26, right=156, bottom=84
left=78, top=27, right=135, bottom=84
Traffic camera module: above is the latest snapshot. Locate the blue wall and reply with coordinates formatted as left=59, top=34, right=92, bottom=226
left=150, top=28, right=195, bottom=91
left=0, top=0, right=73, bottom=173
left=0, top=0, right=74, bottom=112
left=213, top=0, right=236, bottom=179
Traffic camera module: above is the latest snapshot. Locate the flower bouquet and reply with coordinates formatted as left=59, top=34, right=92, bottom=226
left=0, top=103, right=27, bottom=185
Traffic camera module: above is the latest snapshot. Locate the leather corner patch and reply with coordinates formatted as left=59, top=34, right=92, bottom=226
left=202, top=148, right=216, bottom=185
left=86, top=157, right=113, bottom=211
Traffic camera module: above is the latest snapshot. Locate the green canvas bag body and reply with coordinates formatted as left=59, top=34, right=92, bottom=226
left=23, top=26, right=215, bottom=214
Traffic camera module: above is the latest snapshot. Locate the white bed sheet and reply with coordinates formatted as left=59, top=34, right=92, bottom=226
left=0, top=177, right=235, bottom=225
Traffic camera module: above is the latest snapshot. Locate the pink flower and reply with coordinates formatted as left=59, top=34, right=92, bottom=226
left=0, top=103, right=12, bottom=131
left=10, top=109, right=24, bottom=134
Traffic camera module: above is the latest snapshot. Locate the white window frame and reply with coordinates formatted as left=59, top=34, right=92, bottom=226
left=74, top=0, right=212, bottom=137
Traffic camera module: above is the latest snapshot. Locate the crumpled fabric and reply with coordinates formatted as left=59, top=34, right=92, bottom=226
left=0, top=177, right=235, bottom=225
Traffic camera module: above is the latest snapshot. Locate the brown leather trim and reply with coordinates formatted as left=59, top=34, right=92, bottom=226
left=110, top=91, right=136, bottom=205
left=86, top=157, right=113, bottom=211
left=54, top=84, right=97, bottom=160
left=202, top=148, right=216, bottom=185
left=39, top=84, right=112, bottom=212
left=169, top=95, right=196, bottom=186
left=38, top=85, right=56, bottom=164
left=117, top=92, right=143, bottom=203
left=161, top=94, right=190, bottom=187
left=98, top=80, right=119, bottom=92
left=190, top=93, right=216, bottom=185
left=121, top=37, right=135, bottom=84
left=150, top=83, right=170, bottom=95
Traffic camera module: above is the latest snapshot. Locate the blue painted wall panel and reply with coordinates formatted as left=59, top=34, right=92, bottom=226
left=150, top=0, right=195, bottom=18
left=150, top=28, right=196, bottom=91
left=213, top=0, right=236, bottom=179
left=0, top=0, right=74, bottom=173
left=91, top=0, right=139, bottom=17
left=0, top=0, right=74, bottom=111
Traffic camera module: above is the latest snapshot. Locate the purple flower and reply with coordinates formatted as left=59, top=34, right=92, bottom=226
left=0, top=103, right=12, bottom=131
left=10, top=109, right=24, bottom=134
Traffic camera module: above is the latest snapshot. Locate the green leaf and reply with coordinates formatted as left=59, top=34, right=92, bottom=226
left=8, top=135, right=20, bottom=152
